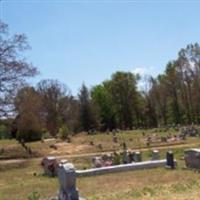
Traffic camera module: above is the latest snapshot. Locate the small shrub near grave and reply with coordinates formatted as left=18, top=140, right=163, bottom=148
left=59, top=124, right=70, bottom=140
left=0, top=125, right=10, bottom=139
left=97, top=143, right=103, bottom=150
left=17, top=129, right=42, bottom=142
left=28, top=191, right=40, bottom=200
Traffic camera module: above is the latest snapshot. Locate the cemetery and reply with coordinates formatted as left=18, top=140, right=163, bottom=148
left=1, top=127, right=200, bottom=200
left=1, top=3, right=200, bottom=199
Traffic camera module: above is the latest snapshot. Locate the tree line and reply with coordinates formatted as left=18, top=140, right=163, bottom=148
left=0, top=21, right=200, bottom=141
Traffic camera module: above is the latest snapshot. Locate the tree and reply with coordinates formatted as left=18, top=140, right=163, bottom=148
left=0, top=21, right=38, bottom=117
left=37, top=79, right=68, bottom=136
left=91, top=84, right=116, bottom=131
left=146, top=43, right=200, bottom=125
left=177, top=43, right=200, bottom=123
left=78, top=84, right=99, bottom=132
left=14, top=87, right=43, bottom=142
left=107, top=72, right=140, bottom=129
left=58, top=95, right=79, bottom=133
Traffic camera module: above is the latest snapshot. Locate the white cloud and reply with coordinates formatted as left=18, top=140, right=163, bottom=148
left=131, top=66, right=156, bottom=91
left=131, top=66, right=157, bottom=76
left=132, top=67, right=147, bottom=75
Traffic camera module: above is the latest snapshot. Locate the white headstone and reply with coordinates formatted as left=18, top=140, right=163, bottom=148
left=57, top=163, right=84, bottom=200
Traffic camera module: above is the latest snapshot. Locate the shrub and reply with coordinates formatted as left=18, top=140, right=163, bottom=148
left=28, top=191, right=40, bottom=200
left=17, top=129, right=42, bottom=143
left=0, top=125, right=10, bottom=139
left=16, top=113, right=42, bottom=142
left=59, top=124, right=70, bottom=140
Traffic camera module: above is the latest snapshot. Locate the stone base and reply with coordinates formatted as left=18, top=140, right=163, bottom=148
left=76, top=159, right=177, bottom=177
left=49, top=196, right=85, bottom=200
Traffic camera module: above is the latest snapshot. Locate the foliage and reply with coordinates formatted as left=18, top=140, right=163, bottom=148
left=146, top=43, right=200, bottom=126
left=78, top=84, right=100, bottom=132
left=58, top=96, right=79, bottom=133
left=15, top=87, right=43, bottom=142
left=59, top=124, right=70, bottom=140
left=16, top=126, right=42, bottom=143
left=37, top=79, right=68, bottom=136
left=28, top=191, right=40, bottom=200
left=0, top=124, right=10, bottom=139
left=2, top=22, right=200, bottom=134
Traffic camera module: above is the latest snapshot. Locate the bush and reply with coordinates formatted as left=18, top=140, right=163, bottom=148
left=17, top=129, right=42, bottom=143
left=59, top=124, right=70, bottom=140
left=0, top=125, right=10, bottom=139
left=28, top=191, right=40, bottom=200
left=16, top=113, right=42, bottom=142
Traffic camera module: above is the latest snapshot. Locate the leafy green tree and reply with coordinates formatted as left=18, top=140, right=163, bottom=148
left=146, top=43, right=200, bottom=125
left=107, top=72, right=140, bottom=129
left=91, top=84, right=116, bottom=130
left=78, top=84, right=99, bottom=132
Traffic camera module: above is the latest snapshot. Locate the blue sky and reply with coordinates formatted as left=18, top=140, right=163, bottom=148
left=1, top=0, right=200, bottom=94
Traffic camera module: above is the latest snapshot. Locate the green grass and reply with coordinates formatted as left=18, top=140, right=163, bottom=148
left=1, top=128, right=199, bottom=159
left=1, top=129, right=200, bottom=200
left=1, top=144, right=200, bottom=200
left=2, top=162, right=198, bottom=200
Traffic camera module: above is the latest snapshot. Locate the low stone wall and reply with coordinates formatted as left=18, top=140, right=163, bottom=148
left=76, top=159, right=176, bottom=177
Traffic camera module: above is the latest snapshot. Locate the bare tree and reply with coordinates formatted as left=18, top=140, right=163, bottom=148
left=37, top=79, right=68, bottom=136
left=14, top=86, right=43, bottom=142
left=0, top=20, right=38, bottom=117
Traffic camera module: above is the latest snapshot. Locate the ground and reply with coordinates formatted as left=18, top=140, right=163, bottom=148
left=0, top=129, right=200, bottom=200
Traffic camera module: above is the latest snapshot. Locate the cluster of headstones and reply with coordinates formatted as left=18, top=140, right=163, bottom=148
left=181, top=126, right=199, bottom=138
left=92, top=150, right=164, bottom=168
left=41, top=157, right=85, bottom=199
left=41, top=148, right=200, bottom=200
left=145, top=133, right=186, bottom=146
left=42, top=151, right=178, bottom=200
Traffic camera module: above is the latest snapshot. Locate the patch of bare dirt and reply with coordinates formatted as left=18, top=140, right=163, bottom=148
left=49, top=142, right=93, bottom=155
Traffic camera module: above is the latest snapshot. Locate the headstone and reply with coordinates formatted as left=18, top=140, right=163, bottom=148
left=134, top=151, right=142, bottom=162
left=184, top=149, right=200, bottom=169
left=152, top=150, right=160, bottom=160
left=128, top=151, right=134, bottom=162
left=122, top=142, right=127, bottom=150
left=92, top=157, right=103, bottom=168
left=166, top=151, right=175, bottom=169
left=113, top=136, right=118, bottom=143
left=57, top=163, right=84, bottom=200
left=122, top=150, right=129, bottom=164
left=60, top=159, right=68, bottom=164
left=41, top=156, right=58, bottom=177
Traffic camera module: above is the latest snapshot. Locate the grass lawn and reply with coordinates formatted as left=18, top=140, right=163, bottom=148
left=1, top=158, right=200, bottom=200
left=1, top=129, right=200, bottom=200
left=1, top=128, right=200, bottom=159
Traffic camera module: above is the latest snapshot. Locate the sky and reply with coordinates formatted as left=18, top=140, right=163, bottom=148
left=1, top=0, right=200, bottom=95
